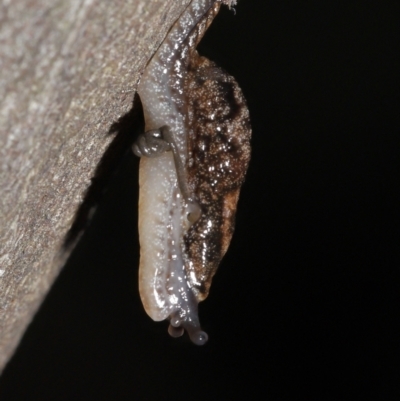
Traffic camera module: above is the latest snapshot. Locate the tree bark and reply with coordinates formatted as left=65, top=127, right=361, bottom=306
left=0, top=0, right=190, bottom=373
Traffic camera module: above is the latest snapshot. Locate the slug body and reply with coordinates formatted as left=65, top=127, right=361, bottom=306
left=135, top=0, right=251, bottom=344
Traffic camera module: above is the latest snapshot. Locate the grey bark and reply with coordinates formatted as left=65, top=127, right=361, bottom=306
left=0, top=0, right=190, bottom=373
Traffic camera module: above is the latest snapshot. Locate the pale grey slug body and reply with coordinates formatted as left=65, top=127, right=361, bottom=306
left=136, top=0, right=251, bottom=344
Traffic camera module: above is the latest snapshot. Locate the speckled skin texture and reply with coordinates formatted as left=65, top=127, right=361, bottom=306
left=185, top=55, right=251, bottom=300
left=177, top=0, right=251, bottom=301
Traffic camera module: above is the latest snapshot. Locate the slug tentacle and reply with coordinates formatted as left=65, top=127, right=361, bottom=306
left=135, top=0, right=251, bottom=344
left=132, top=127, right=171, bottom=158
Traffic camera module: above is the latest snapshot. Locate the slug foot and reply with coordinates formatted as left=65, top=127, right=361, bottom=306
left=132, top=126, right=172, bottom=158
left=134, top=125, right=202, bottom=226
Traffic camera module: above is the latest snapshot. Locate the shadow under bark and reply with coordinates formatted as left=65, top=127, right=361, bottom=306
left=63, top=93, right=144, bottom=250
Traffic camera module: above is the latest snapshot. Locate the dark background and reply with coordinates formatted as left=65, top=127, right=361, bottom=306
left=1, top=0, right=399, bottom=399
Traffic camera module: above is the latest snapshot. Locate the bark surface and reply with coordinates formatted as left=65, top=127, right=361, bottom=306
left=0, top=0, right=190, bottom=372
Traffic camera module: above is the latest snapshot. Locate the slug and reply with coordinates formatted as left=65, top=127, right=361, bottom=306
left=133, top=0, right=251, bottom=345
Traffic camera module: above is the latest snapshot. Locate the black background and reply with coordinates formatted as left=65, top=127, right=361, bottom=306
left=1, top=0, right=399, bottom=399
